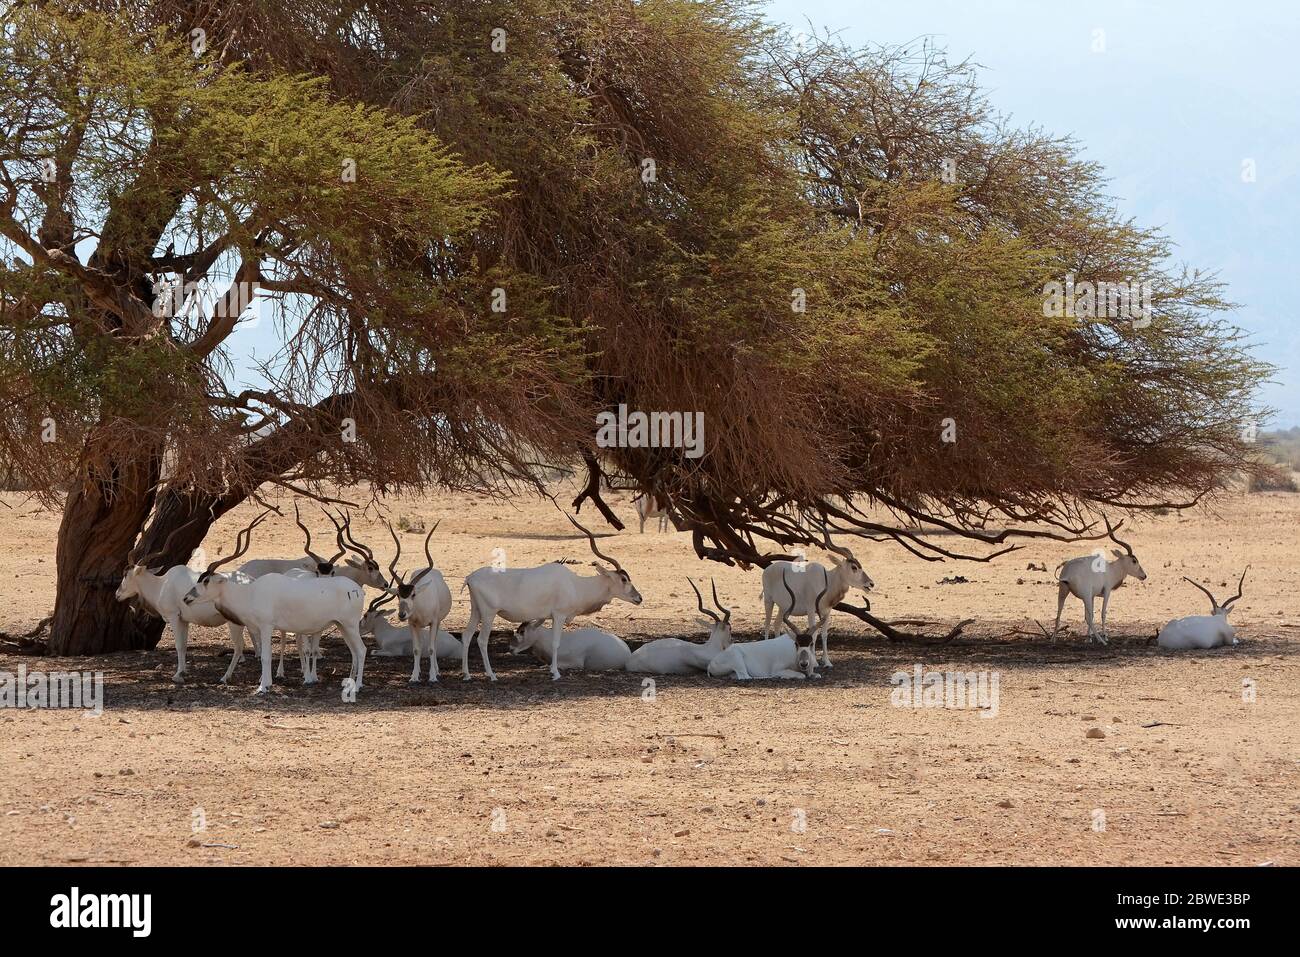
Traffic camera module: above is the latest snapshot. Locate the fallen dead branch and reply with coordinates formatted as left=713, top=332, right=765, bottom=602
left=834, top=602, right=974, bottom=641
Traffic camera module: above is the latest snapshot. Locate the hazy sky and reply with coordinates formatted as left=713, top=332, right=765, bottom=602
left=765, top=0, right=1300, bottom=426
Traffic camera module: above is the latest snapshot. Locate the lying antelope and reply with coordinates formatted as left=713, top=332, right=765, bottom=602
left=709, top=572, right=819, bottom=680
left=510, top=622, right=632, bottom=670
left=1053, top=518, right=1147, bottom=644
left=1157, top=568, right=1247, bottom=650
left=114, top=517, right=244, bottom=684
left=761, top=524, right=874, bottom=667
left=626, top=579, right=733, bottom=674
left=461, top=514, right=642, bottom=681
left=182, top=511, right=367, bottom=694
left=384, top=520, right=452, bottom=683
left=361, top=594, right=464, bottom=659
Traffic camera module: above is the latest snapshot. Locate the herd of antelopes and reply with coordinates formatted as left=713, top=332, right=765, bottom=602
left=112, top=492, right=1249, bottom=695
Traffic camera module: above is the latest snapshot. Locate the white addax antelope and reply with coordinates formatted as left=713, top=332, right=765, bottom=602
left=182, top=511, right=368, bottom=694
left=1157, top=567, right=1248, bottom=650
left=510, top=621, right=632, bottom=670
left=237, top=502, right=343, bottom=582
left=709, top=571, right=819, bottom=680
left=361, top=594, right=463, bottom=660
left=461, top=514, right=642, bottom=681
left=633, top=492, right=669, bottom=534
left=1052, top=518, right=1147, bottom=644
left=245, top=506, right=389, bottom=678
left=382, top=520, right=453, bottom=683
left=760, top=525, right=874, bottom=667
left=279, top=509, right=390, bottom=679
left=626, top=579, right=733, bottom=674
left=114, top=517, right=245, bottom=684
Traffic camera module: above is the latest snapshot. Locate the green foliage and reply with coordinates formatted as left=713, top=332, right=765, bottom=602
left=0, top=0, right=1275, bottom=549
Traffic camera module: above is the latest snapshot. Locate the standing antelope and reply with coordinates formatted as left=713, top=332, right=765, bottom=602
left=461, top=514, right=642, bottom=681
left=182, top=512, right=368, bottom=694
left=114, top=517, right=245, bottom=684
left=633, top=492, right=669, bottom=533
left=1052, top=518, right=1147, bottom=644
left=709, top=572, right=819, bottom=680
left=760, top=525, right=874, bottom=667
left=626, top=579, right=733, bottom=674
left=245, top=506, right=388, bottom=677
left=383, top=520, right=452, bottom=683
left=237, top=502, right=343, bottom=581
left=1157, top=568, right=1248, bottom=650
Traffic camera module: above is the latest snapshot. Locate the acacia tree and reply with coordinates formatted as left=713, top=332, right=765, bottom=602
left=0, top=4, right=591, bottom=652
left=1, top=1, right=1268, bottom=654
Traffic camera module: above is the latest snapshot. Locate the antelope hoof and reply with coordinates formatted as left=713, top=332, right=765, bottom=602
left=253, top=685, right=270, bottom=696
left=172, top=673, right=185, bottom=685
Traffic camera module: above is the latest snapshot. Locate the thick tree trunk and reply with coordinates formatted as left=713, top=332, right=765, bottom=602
left=45, top=393, right=354, bottom=655
left=48, top=453, right=164, bottom=655
left=48, top=479, right=240, bottom=656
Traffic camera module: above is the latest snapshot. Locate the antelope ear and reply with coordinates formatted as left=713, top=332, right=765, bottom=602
left=827, top=553, right=844, bottom=565
left=345, top=557, right=362, bottom=567
left=147, top=565, right=165, bottom=575
left=1110, top=548, right=1124, bottom=558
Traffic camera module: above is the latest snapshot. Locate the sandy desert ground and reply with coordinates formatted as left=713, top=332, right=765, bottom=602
left=0, top=482, right=1297, bottom=866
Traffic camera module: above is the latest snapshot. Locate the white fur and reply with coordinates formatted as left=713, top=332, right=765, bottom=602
left=392, top=568, right=453, bottom=683
left=1053, top=551, right=1147, bottom=644
left=761, top=557, right=873, bottom=667
left=462, top=562, right=642, bottom=681
left=239, top=557, right=386, bottom=679
left=626, top=619, right=732, bottom=674
left=510, top=622, right=631, bottom=670
left=184, top=573, right=366, bottom=694
left=1157, top=572, right=1246, bottom=650
left=362, top=611, right=463, bottom=659
left=1157, top=613, right=1237, bottom=650
left=115, top=564, right=246, bottom=684
left=706, top=635, right=812, bottom=680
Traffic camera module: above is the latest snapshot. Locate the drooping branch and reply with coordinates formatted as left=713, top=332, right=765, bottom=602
left=571, top=450, right=625, bottom=531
